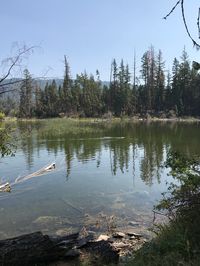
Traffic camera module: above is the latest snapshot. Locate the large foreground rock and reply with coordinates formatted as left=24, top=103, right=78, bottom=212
left=0, top=231, right=79, bottom=266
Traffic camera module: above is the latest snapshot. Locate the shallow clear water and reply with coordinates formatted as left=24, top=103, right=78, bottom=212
left=0, top=119, right=199, bottom=239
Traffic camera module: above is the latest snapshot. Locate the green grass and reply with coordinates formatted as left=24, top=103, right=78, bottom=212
left=127, top=219, right=200, bottom=266
left=126, top=223, right=200, bottom=265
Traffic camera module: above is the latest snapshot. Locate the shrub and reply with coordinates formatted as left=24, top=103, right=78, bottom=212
left=167, top=109, right=177, bottom=119
left=127, top=151, right=200, bottom=266
left=0, top=112, right=5, bottom=121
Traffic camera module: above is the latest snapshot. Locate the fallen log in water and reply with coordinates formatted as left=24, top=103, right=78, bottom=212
left=0, top=182, right=11, bottom=192
left=0, top=231, right=79, bottom=266
left=0, top=163, right=57, bottom=194
left=15, top=162, right=56, bottom=184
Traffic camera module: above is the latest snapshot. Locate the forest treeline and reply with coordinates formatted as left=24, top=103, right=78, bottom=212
left=1, top=46, right=200, bottom=118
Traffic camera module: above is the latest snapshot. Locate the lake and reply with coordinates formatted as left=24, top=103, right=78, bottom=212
left=0, top=119, right=200, bottom=240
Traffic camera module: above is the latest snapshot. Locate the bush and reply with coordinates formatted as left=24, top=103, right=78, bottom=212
left=0, top=112, right=5, bottom=121
left=102, top=111, right=113, bottom=120
left=127, top=151, right=200, bottom=266
left=157, top=151, right=200, bottom=253
left=167, top=109, right=177, bottom=119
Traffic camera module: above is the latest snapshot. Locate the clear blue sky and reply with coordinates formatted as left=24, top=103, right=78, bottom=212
left=0, top=0, right=199, bottom=80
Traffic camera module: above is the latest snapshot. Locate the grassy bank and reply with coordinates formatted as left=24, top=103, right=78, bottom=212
left=127, top=220, right=200, bottom=266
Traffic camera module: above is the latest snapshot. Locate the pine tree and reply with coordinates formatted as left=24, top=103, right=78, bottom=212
left=48, top=80, right=59, bottom=117
left=165, top=70, right=172, bottom=111
left=140, top=47, right=157, bottom=112
left=34, top=85, right=43, bottom=117
left=155, top=50, right=165, bottom=112
left=60, top=56, right=73, bottom=114
left=179, top=48, right=191, bottom=115
left=149, top=46, right=157, bottom=112
left=171, top=57, right=180, bottom=115
left=19, top=69, right=33, bottom=118
left=189, top=65, right=200, bottom=115
left=76, top=72, right=103, bottom=117
left=109, top=59, right=118, bottom=114
left=71, top=79, right=81, bottom=114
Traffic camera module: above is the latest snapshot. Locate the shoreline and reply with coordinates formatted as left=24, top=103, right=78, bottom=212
left=3, top=116, right=200, bottom=123
left=0, top=227, right=149, bottom=266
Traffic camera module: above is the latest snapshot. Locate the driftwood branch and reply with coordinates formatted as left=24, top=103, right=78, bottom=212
left=0, top=182, right=11, bottom=192
left=14, top=162, right=56, bottom=185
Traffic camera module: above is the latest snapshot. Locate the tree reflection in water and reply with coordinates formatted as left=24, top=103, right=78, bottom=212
left=16, top=119, right=200, bottom=186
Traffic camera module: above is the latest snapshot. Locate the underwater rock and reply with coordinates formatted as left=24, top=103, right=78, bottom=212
left=83, top=240, right=119, bottom=264
left=113, top=232, right=126, bottom=238
left=126, top=231, right=143, bottom=238
left=128, top=221, right=140, bottom=227
left=76, top=234, right=95, bottom=248
left=65, top=248, right=80, bottom=258
left=96, top=234, right=110, bottom=241
left=113, top=242, right=130, bottom=249
left=33, top=216, right=72, bottom=227
left=55, top=228, right=74, bottom=236
left=0, top=231, right=79, bottom=266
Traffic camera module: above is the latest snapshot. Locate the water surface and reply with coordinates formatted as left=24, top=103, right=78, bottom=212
left=0, top=119, right=199, bottom=239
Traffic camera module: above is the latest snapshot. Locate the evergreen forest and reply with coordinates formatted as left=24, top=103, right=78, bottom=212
left=1, top=47, right=200, bottom=119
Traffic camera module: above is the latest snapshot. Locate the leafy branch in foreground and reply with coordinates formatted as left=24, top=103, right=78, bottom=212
left=0, top=124, right=16, bottom=157
left=156, top=151, right=200, bottom=219
left=154, top=151, right=200, bottom=262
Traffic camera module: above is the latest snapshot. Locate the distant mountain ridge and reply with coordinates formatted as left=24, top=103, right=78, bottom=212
left=1, top=78, right=110, bottom=90
left=35, top=79, right=63, bottom=89
left=35, top=79, right=110, bottom=89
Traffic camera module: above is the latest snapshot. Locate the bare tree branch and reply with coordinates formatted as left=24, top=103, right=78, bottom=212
left=0, top=79, right=23, bottom=88
left=164, top=0, right=200, bottom=50
left=0, top=88, right=17, bottom=95
left=197, top=8, right=200, bottom=39
left=163, top=0, right=181, bottom=20
left=0, top=46, right=35, bottom=85
left=0, top=45, right=43, bottom=95
left=181, top=0, right=200, bottom=50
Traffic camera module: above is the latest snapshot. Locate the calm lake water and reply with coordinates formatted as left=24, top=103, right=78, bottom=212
left=0, top=119, right=200, bottom=239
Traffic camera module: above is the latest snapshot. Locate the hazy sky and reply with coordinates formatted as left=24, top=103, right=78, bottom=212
left=0, top=0, right=199, bottom=80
